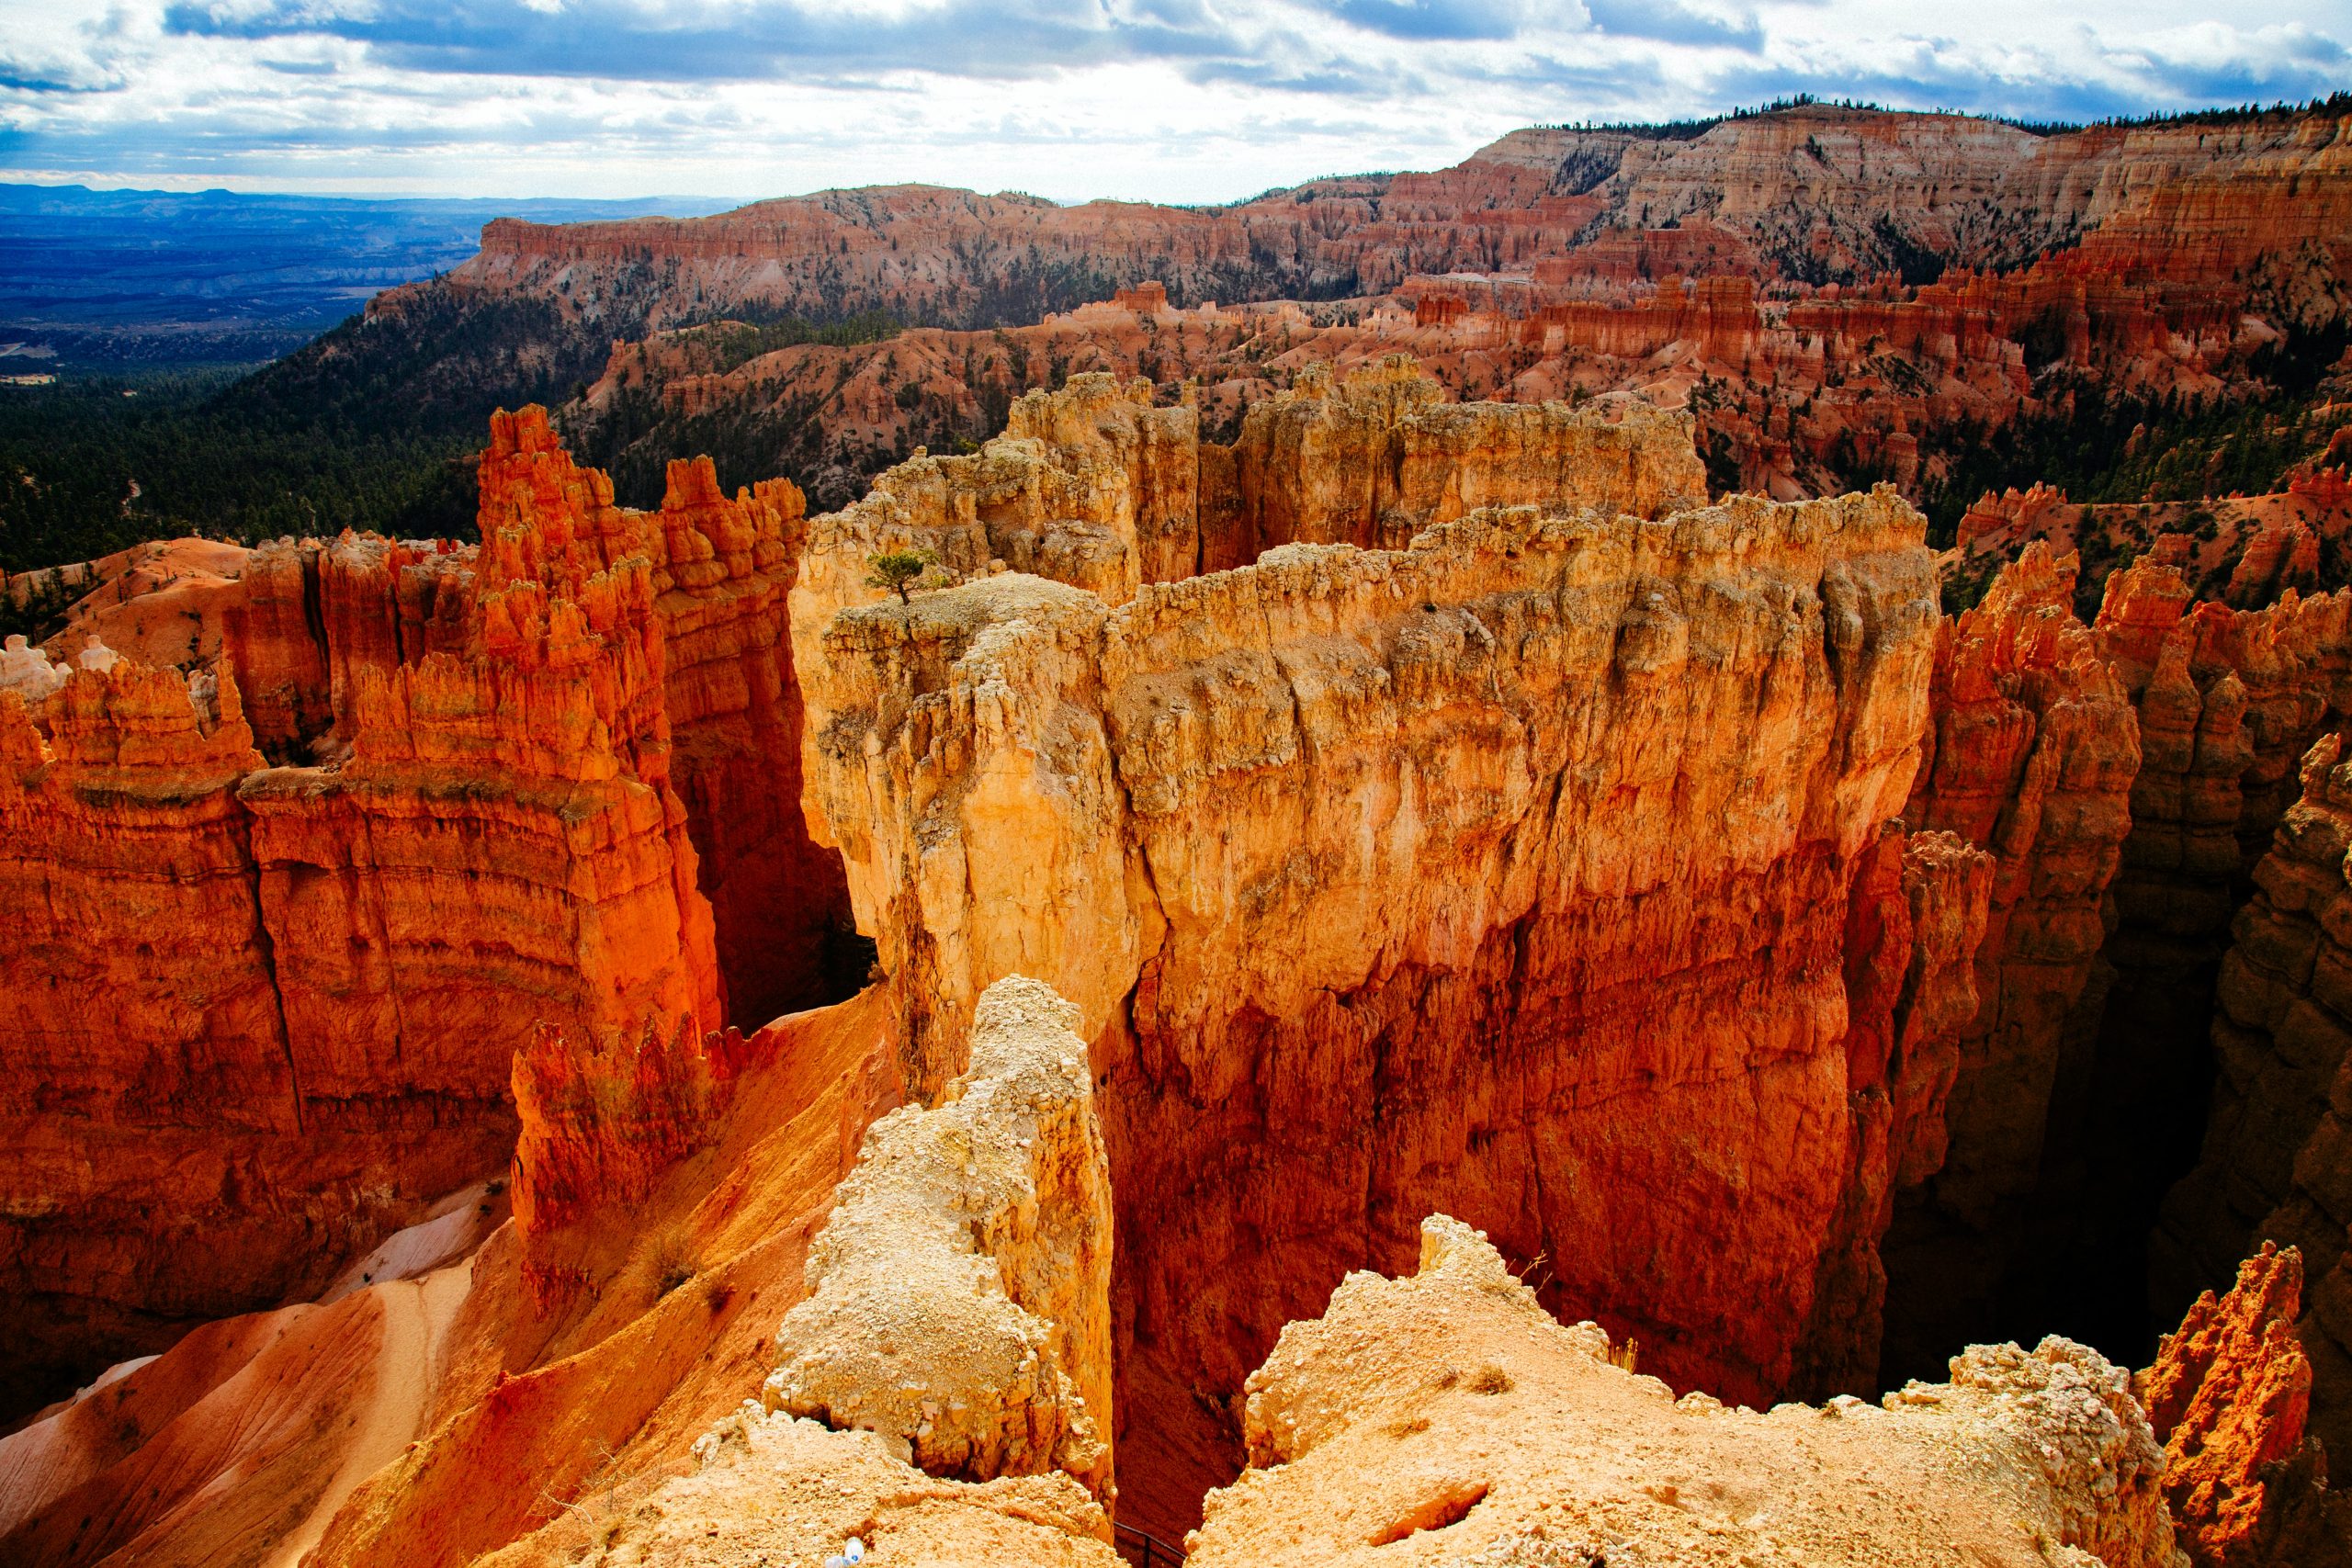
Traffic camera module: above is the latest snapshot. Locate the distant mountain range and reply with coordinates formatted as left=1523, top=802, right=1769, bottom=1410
left=0, top=185, right=737, bottom=365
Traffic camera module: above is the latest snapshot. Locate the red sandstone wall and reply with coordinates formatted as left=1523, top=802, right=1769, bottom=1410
left=0, top=412, right=853, bottom=1417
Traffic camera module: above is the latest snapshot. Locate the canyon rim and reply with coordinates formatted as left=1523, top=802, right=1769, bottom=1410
left=4, top=58, right=2352, bottom=1568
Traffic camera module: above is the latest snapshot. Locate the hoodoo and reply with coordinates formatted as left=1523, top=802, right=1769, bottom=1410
left=6, top=94, right=2352, bottom=1562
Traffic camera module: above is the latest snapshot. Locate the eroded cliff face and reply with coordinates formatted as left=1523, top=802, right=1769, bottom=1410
left=540, top=102, right=2349, bottom=520
left=470, top=406, right=854, bottom=1027
left=2092, top=574, right=2352, bottom=1341
left=0, top=408, right=854, bottom=1417
left=796, top=385, right=1951, bottom=1470
left=2155, top=728, right=2352, bottom=1462
left=0, top=982, right=912, bottom=1568
left=2142, top=1242, right=2351, bottom=1567
left=1860, top=549, right=2352, bottom=1404
left=787, top=359, right=1707, bottom=626
left=18, top=352, right=2352, bottom=1560
left=302, top=978, right=1113, bottom=1568
left=452, top=106, right=2349, bottom=337
left=1879, top=544, right=2141, bottom=1375
left=0, top=655, right=512, bottom=1422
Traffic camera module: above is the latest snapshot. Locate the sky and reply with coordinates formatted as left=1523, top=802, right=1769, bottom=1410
left=0, top=1, right=2346, bottom=206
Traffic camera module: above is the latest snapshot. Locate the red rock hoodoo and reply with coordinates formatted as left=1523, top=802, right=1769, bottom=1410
left=9, top=96, right=2352, bottom=1550
left=0, top=409, right=854, bottom=1417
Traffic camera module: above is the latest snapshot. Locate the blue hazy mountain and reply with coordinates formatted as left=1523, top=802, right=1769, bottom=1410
left=0, top=185, right=736, bottom=366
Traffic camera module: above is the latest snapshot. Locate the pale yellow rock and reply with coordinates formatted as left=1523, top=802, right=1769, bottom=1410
left=567, top=1408, right=1119, bottom=1568
left=803, top=486, right=1938, bottom=1058
left=1188, top=1214, right=2183, bottom=1568
left=763, top=975, right=1115, bottom=1498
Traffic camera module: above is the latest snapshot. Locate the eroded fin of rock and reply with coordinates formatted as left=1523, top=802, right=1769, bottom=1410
left=763, top=975, right=1114, bottom=1498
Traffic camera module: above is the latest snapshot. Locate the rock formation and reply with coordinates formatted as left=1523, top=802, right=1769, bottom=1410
left=1879, top=544, right=2140, bottom=1373
left=17, top=321, right=2352, bottom=1558
left=1190, top=1214, right=2180, bottom=1567
left=0, top=985, right=911, bottom=1568
left=2157, top=728, right=2352, bottom=1461
left=2098, top=576, right=2351, bottom=1337
left=793, top=374, right=1951, bottom=1444
left=0, top=408, right=856, bottom=1418
left=2141, top=1241, right=2348, bottom=1567
left=451, top=105, right=2350, bottom=342
left=788, top=360, right=1706, bottom=630
left=763, top=976, right=1114, bottom=1498
left=507, top=100, right=2348, bottom=518
left=1217, top=356, right=1707, bottom=565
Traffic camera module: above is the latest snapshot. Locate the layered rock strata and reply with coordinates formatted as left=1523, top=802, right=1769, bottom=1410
left=1186, top=1214, right=2181, bottom=1567
left=455, top=105, right=2350, bottom=341
left=2100, top=574, right=2352, bottom=1335
left=797, top=448, right=1951, bottom=1424
left=469, top=406, right=853, bottom=1027
left=1214, top=356, right=1708, bottom=566
left=791, top=360, right=1707, bottom=627
left=0, top=408, right=855, bottom=1416
left=535, top=102, right=2349, bottom=512
left=1880, top=545, right=2140, bottom=1372
left=1795, top=822, right=1995, bottom=1393
left=2158, top=729, right=2352, bottom=1458
left=21, top=369, right=2352, bottom=1557
left=0, top=983, right=916, bottom=1568
left=1880, top=553, right=2352, bottom=1392
left=0, top=656, right=507, bottom=1420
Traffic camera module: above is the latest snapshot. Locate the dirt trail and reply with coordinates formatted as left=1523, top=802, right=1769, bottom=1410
left=265, top=1258, right=475, bottom=1568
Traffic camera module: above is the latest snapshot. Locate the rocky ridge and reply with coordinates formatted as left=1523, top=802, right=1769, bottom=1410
left=1191, top=1214, right=2179, bottom=1568
left=452, top=107, right=2349, bottom=337
left=529, top=102, right=2351, bottom=520
left=762, top=976, right=1114, bottom=1499
left=0, top=412, right=854, bottom=1417
left=9, top=362, right=2352, bottom=1557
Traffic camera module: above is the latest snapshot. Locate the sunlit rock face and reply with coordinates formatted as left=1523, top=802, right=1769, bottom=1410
left=0, top=408, right=854, bottom=1417
left=1185, top=1214, right=2180, bottom=1568
left=793, top=366, right=1952, bottom=1412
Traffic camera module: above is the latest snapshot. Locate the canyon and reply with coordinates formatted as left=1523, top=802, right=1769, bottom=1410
left=0, top=367, right=2344, bottom=1562
left=5, top=97, right=2352, bottom=1566
left=465, top=99, right=2352, bottom=529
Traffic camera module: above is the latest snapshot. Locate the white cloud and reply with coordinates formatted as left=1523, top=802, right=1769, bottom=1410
left=0, top=0, right=2342, bottom=200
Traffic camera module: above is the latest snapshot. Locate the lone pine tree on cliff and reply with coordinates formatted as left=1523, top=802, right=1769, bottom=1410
left=865, top=547, right=939, bottom=604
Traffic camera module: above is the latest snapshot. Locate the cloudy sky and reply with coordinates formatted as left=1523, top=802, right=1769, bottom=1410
left=1, top=1, right=2345, bottom=205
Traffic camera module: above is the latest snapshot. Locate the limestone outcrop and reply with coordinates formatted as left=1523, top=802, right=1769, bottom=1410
left=763, top=976, right=1114, bottom=1498
left=559, top=1409, right=1121, bottom=1566
left=2098, top=573, right=2352, bottom=1327
left=797, top=440, right=1947, bottom=1416
left=17, top=360, right=2352, bottom=1562
left=1188, top=1214, right=2181, bottom=1567
left=469, top=405, right=853, bottom=1028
